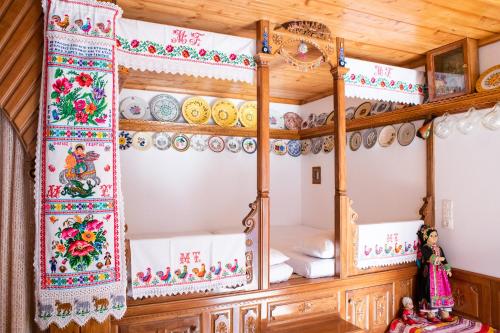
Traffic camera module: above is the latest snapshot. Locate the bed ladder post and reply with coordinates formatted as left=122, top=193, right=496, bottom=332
left=255, top=19, right=272, bottom=290
left=331, top=37, right=350, bottom=279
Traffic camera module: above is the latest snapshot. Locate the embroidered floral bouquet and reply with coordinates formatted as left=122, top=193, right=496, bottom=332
left=53, top=214, right=109, bottom=272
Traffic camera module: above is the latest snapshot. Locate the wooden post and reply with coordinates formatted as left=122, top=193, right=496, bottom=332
left=425, top=124, right=435, bottom=227
left=255, top=20, right=272, bottom=290
left=331, top=37, right=350, bottom=279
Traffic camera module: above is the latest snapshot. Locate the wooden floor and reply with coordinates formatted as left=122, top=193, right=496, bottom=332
left=264, top=316, right=364, bottom=333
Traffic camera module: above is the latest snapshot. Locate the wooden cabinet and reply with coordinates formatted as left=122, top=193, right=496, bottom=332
left=426, top=38, right=479, bottom=102
left=345, top=284, right=392, bottom=333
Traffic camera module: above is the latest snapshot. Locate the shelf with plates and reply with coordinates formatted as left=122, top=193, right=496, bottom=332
left=300, top=89, right=500, bottom=139
left=119, top=119, right=301, bottom=140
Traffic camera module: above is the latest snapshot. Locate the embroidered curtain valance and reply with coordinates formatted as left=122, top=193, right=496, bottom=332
left=116, top=18, right=257, bottom=84
left=344, top=57, right=426, bottom=105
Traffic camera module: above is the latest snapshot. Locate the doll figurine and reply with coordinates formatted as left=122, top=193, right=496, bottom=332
left=401, top=297, right=417, bottom=325
left=417, top=226, right=454, bottom=322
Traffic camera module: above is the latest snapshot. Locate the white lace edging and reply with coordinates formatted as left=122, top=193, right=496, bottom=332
left=356, top=254, right=417, bottom=269
left=131, top=275, right=247, bottom=299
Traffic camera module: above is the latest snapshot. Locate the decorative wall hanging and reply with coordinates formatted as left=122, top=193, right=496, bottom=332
left=35, top=0, right=126, bottom=329
left=344, top=57, right=425, bottom=105
left=356, top=220, right=421, bottom=269
left=116, top=18, right=256, bottom=84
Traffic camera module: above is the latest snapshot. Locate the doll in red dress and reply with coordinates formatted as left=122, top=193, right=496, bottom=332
left=401, top=297, right=418, bottom=325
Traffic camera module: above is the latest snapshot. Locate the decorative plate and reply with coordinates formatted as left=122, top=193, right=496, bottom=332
left=287, top=140, right=302, bottom=157
left=132, top=132, right=152, bottom=151
left=190, top=135, right=208, bottom=152
left=182, top=97, right=211, bottom=124
left=349, top=132, right=362, bottom=151
left=242, top=138, right=257, bottom=154
left=323, top=135, right=334, bottom=153
left=397, top=123, right=416, bottom=146
left=172, top=133, right=190, bottom=152
left=212, top=99, right=238, bottom=127
left=371, top=101, right=391, bottom=115
left=152, top=132, right=171, bottom=150
left=120, top=96, right=147, bottom=120
left=119, top=131, right=132, bottom=150
left=284, top=112, right=303, bottom=130
left=272, top=140, right=288, bottom=155
left=239, top=101, right=257, bottom=128
left=363, top=128, right=378, bottom=149
left=354, top=102, right=372, bottom=119
left=301, top=120, right=310, bottom=129
left=315, top=112, right=328, bottom=126
left=345, top=106, right=355, bottom=120
left=308, top=113, right=317, bottom=126
left=301, top=139, right=312, bottom=155
left=208, top=136, right=225, bottom=152
left=326, top=111, right=335, bottom=125
left=269, top=111, right=285, bottom=129
left=311, top=137, right=324, bottom=154
left=476, top=64, right=500, bottom=92
left=379, top=125, right=397, bottom=147
left=226, top=137, right=242, bottom=153
left=149, top=94, right=180, bottom=122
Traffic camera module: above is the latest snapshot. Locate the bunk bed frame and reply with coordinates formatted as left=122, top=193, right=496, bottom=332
left=33, top=16, right=500, bottom=333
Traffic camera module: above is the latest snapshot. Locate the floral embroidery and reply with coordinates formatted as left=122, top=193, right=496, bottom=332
left=344, top=73, right=424, bottom=95
left=116, top=36, right=256, bottom=69
left=54, top=214, right=109, bottom=272
left=50, top=68, right=108, bottom=126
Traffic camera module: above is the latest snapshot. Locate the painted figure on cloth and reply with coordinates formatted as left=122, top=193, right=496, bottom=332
left=104, top=251, right=112, bottom=267
left=49, top=256, right=58, bottom=273
left=66, top=144, right=87, bottom=176
left=417, top=225, right=454, bottom=322
left=59, top=143, right=101, bottom=198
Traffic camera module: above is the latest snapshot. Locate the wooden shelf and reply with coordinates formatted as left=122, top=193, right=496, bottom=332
left=302, top=89, right=500, bottom=138
left=120, top=90, right=500, bottom=140
left=119, top=119, right=300, bottom=140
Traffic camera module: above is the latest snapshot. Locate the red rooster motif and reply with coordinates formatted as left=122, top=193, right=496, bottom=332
left=225, top=259, right=238, bottom=273
left=97, top=20, right=112, bottom=34
left=136, top=267, right=152, bottom=284
left=156, top=267, right=172, bottom=283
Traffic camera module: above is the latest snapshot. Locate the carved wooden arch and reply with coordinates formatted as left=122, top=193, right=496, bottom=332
left=269, top=23, right=338, bottom=70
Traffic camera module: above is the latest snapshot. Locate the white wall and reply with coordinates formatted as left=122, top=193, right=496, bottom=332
left=299, top=97, right=426, bottom=228
left=435, top=109, right=500, bottom=278
left=120, top=89, right=302, bottom=236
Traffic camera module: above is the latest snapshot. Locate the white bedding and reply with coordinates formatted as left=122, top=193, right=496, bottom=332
left=271, top=225, right=335, bottom=279
left=270, top=263, right=294, bottom=283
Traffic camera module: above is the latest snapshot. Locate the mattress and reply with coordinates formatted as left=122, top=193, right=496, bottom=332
left=271, top=225, right=335, bottom=279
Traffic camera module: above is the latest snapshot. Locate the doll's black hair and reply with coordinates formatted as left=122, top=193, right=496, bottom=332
left=423, top=227, right=437, bottom=242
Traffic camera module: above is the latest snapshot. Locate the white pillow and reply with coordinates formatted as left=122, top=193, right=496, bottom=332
left=270, top=263, right=293, bottom=283
left=294, top=234, right=335, bottom=259
left=270, top=248, right=289, bottom=266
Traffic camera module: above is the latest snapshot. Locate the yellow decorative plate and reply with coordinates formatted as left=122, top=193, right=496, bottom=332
left=476, top=64, right=500, bottom=92
left=182, top=97, right=211, bottom=124
left=239, top=101, right=257, bottom=128
left=212, top=99, right=238, bottom=127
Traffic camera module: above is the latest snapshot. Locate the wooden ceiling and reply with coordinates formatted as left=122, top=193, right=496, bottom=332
left=119, top=0, right=500, bottom=104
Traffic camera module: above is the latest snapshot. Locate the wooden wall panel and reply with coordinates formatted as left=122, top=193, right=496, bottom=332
left=0, top=0, right=42, bottom=158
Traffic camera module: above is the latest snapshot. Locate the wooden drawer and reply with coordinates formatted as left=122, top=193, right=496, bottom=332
left=268, top=293, right=339, bottom=325
left=115, top=315, right=200, bottom=333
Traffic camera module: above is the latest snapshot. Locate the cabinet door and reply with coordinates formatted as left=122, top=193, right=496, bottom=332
left=370, top=285, right=392, bottom=333
left=346, top=289, right=370, bottom=331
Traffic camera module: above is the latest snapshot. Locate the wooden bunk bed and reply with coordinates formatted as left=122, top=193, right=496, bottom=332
left=38, top=13, right=500, bottom=332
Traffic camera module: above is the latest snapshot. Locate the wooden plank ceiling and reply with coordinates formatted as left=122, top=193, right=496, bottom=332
left=119, top=0, right=500, bottom=104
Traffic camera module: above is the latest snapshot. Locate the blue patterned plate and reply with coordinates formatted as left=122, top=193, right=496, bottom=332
left=242, top=138, right=257, bottom=154
left=287, top=140, right=301, bottom=157
left=149, top=94, right=181, bottom=122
